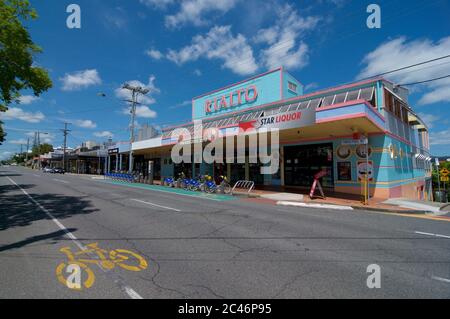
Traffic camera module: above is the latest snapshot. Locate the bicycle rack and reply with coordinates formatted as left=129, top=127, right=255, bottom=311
left=105, top=172, right=135, bottom=183
left=231, top=180, right=255, bottom=195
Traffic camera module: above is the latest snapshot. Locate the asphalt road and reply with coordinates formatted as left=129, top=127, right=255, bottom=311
left=0, top=166, right=449, bottom=299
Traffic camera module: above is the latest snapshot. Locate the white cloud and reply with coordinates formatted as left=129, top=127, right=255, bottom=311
left=102, top=7, right=128, bottom=30
left=9, top=139, right=28, bottom=145
left=3, top=107, right=45, bottom=123
left=169, top=100, right=191, bottom=109
left=17, top=95, right=39, bottom=105
left=75, top=119, right=97, bottom=129
left=255, top=4, right=320, bottom=70
left=122, top=105, right=157, bottom=119
left=304, top=82, right=320, bottom=92
left=167, top=25, right=258, bottom=75
left=430, top=129, right=450, bottom=146
left=418, top=113, right=439, bottom=129
left=146, top=49, right=163, bottom=60
left=94, top=131, right=114, bottom=138
left=115, top=76, right=160, bottom=106
left=165, top=0, right=238, bottom=29
left=193, top=69, right=202, bottom=76
left=0, top=151, right=12, bottom=160
left=358, top=36, right=450, bottom=105
left=140, top=0, right=174, bottom=9
left=61, top=69, right=102, bottom=91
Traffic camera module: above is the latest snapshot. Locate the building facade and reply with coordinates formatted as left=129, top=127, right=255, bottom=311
left=108, top=67, right=432, bottom=200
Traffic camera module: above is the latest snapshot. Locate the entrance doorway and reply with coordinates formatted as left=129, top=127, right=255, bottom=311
left=284, top=143, right=334, bottom=188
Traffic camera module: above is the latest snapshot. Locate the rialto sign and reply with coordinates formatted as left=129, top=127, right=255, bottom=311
left=204, top=85, right=258, bottom=114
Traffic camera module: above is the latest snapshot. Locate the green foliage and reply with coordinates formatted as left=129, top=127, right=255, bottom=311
left=31, top=143, right=53, bottom=156
left=0, top=121, right=5, bottom=144
left=0, top=0, right=53, bottom=143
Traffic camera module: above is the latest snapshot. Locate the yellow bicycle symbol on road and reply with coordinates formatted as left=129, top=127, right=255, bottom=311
left=56, top=243, right=148, bottom=290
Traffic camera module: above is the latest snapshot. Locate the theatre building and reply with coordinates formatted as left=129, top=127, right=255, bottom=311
left=118, top=67, right=432, bottom=200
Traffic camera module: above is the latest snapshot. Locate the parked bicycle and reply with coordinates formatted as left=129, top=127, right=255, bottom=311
left=163, top=176, right=175, bottom=187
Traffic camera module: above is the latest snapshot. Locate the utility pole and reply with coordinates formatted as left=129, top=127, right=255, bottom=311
left=121, top=84, right=150, bottom=174
left=61, top=123, right=71, bottom=172
left=26, top=137, right=30, bottom=164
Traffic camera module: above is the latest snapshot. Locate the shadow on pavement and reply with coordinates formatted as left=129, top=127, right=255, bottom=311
left=0, top=184, right=99, bottom=231
left=0, top=170, right=22, bottom=177
left=0, top=228, right=77, bottom=252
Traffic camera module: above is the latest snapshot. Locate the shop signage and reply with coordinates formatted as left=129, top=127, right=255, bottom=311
left=108, top=148, right=119, bottom=155
left=357, top=161, right=374, bottom=181
left=342, top=138, right=368, bottom=146
left=205, top=85, right=258, bottom=115
left=240, top=108, right=315, bottom=132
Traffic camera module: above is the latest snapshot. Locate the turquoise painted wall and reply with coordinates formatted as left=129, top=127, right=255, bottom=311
left=192, top=69, right=283, bottom=120
left=161, top=156, right=174, bottom=178
left=283, top=71, right=303, bottom=100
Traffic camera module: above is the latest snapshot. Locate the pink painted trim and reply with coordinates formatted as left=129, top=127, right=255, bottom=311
left=317, top=112, right=368, bottom=123
left=317, top=100, right=385, bottom=122
left=192, top=67, right=283, bottom=101
left=165, top=99, right=384, bottom=132
left=318, top=112, right=386, bottom=132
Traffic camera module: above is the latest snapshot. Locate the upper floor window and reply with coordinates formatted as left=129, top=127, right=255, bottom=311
left=288, top=81, right=298, bottom=93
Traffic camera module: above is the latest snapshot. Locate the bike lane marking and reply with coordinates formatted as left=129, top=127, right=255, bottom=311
left=130, top=198, right=181, bottom=212
left=6, top=176, right=144, bottom=299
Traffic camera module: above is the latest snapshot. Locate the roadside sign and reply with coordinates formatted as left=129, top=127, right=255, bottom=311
left=440, top=168, right=450, bottom=177
left=357, top=161, right=374, bottom=181
left=440, top=176, right=449, bottom=182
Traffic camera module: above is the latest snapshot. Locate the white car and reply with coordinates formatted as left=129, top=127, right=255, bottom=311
left=43, top=167, right=55, bottom=173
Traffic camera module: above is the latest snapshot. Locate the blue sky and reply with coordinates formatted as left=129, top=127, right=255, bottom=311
left=1, top=0, right=450, bottom=159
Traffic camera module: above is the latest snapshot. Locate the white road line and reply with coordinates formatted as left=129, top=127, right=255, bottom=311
left=6, top=176, right=144, bottom=300
left=431, top=276, right=450, bottom=284
left=33, top=174, right=41, bottom=177
left=415, top=231, right=450, bottom=239
left=130, top=198, right=181, bottom=212
left=53, top=179, right=69, bottom=184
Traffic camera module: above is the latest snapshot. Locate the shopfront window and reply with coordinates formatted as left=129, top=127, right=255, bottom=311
left=284, top=143, right=334, bottom=188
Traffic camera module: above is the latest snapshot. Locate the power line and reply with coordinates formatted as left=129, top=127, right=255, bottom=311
left=361, top=55, right=450, bottom=81
left=397, top=74, right=450, bottom=86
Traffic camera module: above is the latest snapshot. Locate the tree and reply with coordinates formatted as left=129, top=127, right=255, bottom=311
left=0, top=0, right=53, bottom=144
left=31, top=143, right=53, bottom=156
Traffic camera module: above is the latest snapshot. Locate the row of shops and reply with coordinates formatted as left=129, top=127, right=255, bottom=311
left=107, top=67, right=432, bottom=200
left=38, top=146, right=107, bottom=175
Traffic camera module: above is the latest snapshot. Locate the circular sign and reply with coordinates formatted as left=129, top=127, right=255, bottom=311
left=357, top=161, right=374, bottom=181
left=337, top=145, right=352, bottom=160
left=356, top=145, right=372, bottom=159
